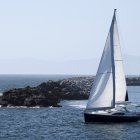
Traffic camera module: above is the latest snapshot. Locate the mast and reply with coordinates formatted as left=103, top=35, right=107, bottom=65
left=111, top=9, right=116, bottom=109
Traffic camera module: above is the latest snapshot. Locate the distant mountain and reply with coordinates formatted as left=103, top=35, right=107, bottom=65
left=0, top=55, right=139, bottom=75
left=0, top=58, right=98, bottom=74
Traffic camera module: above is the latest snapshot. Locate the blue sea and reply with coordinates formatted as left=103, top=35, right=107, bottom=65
left=0, top=75, right=140, bottom=140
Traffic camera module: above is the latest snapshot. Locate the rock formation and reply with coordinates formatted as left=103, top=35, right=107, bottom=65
left=0, top=77, right=93, bottom=107
left=0, top=76, right=139, bottom=107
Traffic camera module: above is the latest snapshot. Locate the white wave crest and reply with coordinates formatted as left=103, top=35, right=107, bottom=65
left=59, top=100, right=88, bottom=109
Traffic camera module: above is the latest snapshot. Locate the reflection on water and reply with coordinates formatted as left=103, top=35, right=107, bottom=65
left=84, top=121, right=140, bottom=140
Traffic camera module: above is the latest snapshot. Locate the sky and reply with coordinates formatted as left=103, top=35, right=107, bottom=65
left=0, top=0, right=140, bottom=74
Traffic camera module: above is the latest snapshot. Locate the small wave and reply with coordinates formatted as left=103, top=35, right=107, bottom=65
left=7, top=106, right=28, bottom=108
left=59, top=100, right=87, bottom=109
left=29, top=106, right=40, bottom=108
left=6, top=106, right=41, bottom=108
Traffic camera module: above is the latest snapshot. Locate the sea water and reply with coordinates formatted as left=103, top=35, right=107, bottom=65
left=0, top=75, right=140, bottom=140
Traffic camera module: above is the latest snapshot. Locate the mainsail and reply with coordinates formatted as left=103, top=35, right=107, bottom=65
left=113, top=12, right=127, bottom=102
left=86, top=10, right=127, bottom=110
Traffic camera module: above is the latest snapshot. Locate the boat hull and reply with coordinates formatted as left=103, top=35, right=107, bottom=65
left=84, top=113, right=140, bottom=123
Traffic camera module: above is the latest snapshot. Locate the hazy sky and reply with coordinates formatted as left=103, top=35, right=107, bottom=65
left=0, top=0, right=140, bottom=74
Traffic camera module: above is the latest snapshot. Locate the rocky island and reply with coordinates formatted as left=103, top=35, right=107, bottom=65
left=0, top=76, right=140, bottom=107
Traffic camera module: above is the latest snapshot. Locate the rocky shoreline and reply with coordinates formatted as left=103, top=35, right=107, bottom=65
left=0, top=76, right=140, bottom=107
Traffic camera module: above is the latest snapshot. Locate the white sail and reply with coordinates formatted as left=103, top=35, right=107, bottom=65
left=86, top=15, right=115, bottom=110
left=113, top=15, right=127, bottom=102
left=86, top=10, right=127, bottom=110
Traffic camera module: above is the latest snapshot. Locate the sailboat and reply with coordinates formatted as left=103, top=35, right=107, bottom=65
left=84, top=9, right=140, bottom=123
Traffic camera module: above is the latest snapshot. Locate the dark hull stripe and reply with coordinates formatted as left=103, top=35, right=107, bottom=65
left=84, top=113, right=140, bottom=123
